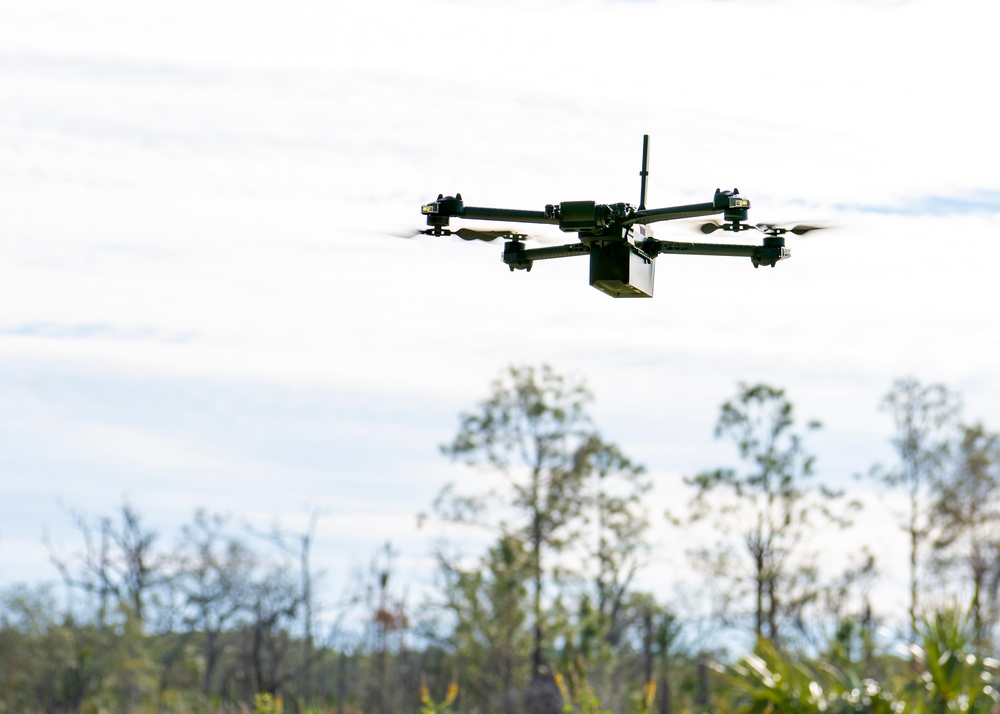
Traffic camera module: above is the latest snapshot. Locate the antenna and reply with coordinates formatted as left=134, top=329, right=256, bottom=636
left=638, top=134, right=650, bottom=211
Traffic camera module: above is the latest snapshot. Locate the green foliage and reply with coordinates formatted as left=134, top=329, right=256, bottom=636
left=723, top=638, right=899, bottom=714
left=436, top=534, right=533, bottom=707
left=721, top=609, right=1000, bottom=714
left=905, top=609, right=1000, bottom=713
left=725, top=639, right=826, bottom=713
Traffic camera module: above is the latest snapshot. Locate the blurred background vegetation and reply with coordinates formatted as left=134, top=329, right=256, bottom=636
left=2, top=366, right=999, bottom=713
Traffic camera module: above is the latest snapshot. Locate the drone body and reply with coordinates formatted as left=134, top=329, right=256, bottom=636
left=417, top=136, right=809, bottom=298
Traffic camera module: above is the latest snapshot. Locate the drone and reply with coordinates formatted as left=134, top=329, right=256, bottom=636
left=414, top=135, right=821, bottom=298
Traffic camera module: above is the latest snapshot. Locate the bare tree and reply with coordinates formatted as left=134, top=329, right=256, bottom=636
left=176, top=510, right=256, bottom=695
left=249, top=510, right=326, bottom=702
left=47, top=502, right=166, bottom=627
left=45, top=502, right=169, bottom=710
left=241, top=564, right=303, bottom=698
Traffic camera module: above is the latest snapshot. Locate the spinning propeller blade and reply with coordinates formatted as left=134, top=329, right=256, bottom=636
left=391, top=227, right=556, bottom=243
left=391, top=229, right=426, bottom=239
left=697, top=220, right=755, bottom=234
left=755, top=223, right=828, bottom=237
left=455, top=228, right=514, bottom=242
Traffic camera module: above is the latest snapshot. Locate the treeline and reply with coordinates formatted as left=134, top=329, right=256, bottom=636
left=1, top=366, right=999, bottom=713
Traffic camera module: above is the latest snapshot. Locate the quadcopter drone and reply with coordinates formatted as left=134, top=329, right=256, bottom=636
left=414, top=136, right=820, bottom=298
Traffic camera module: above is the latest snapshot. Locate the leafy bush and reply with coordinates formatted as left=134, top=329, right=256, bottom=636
left=721, top=609, right=1000, bottom=714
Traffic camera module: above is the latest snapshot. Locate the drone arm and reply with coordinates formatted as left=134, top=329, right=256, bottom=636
left=643, top=239, right=790, bottom=268
left=631, top=201, right=723, bottom=225
left=631, top=190, right=751, bottom=226
left=649, top=240, right=755, bottom=257
left=502, top=242, right=590, bottom=271
left=422, top=196, right=559, bottom=229
left=460, top=206, right=559, bottom=225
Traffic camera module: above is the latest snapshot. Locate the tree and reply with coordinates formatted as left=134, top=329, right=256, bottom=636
left=682, top=383, right=850, bottom=642
left=583, top=436, right=651, bottom=648
left=248, top=509, right=327, bottom=704
left=931, top=422, right=1000, bottom=646
left=239, top=562, right=303, bottom=699
left=48, top=502, right=167, bottom=628
left=0, top=583, right=110, bottom=713
left=175, top=510, right=257, bottom=696
left=45, top=502, right=168, bottom=710
left=434, top=535, right=533, bottom=714
left=870, top=377, right=960, bottom=636
left=362, top=542, right=409, bottom=714
left=654, top=608, right=683, bottom=714
left=438, top=364, right=644, bottom=710
left=439, top=365, right=591, bottom=677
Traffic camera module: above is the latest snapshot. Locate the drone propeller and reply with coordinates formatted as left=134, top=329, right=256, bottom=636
left=753, top=223, right=827, bottom=237
left=698, top=220, right=754, bottom=234
left=393, top=227, right=555, bottom=243
left=454, top=228, right=519, bottom=242
left=391, top=228, right=507, bottom=241
left=697, top=221, right=827, bottom=237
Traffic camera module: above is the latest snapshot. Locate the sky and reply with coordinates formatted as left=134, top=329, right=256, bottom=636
left=2, top=0, right=999, bottom=631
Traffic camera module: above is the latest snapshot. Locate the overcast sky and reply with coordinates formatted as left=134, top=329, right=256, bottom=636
left=2, top=0, right=998, bottom=625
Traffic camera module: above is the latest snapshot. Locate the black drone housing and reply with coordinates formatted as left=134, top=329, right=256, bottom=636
left=589, top=225, right=655, bottom=298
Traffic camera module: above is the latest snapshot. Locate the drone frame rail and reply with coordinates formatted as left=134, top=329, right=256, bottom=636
left=421, top=189, right=751, bottom=234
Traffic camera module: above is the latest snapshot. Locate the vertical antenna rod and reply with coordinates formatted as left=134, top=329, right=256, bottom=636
left=638, top=134, right=650, bottom=211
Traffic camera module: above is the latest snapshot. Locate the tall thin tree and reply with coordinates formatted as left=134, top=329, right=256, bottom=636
left=438, top=365, right=642, bottom=712
left=871, top=377, right=960, bottom=637
left=931, top=422, right=1000, bottom=646
left=682, top=383, right=850, bottom=642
